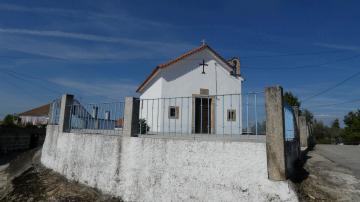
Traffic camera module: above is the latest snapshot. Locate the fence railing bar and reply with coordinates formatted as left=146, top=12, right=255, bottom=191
left=152, top=99, right=154, bottom=134
left=207, top=96, right=210, bottom=134
left=238, top=93, right=241, bottom=135
left=188, top=97, right=190, bottom=135
left=157, top=98, right=160, bottom=134
left=139, top=92, right=264, bottom=101
left=246, top=93, right=249, bottom=134
left=181, top=97, right=183, bottom=135
left=175, top=97, right=177, bottom=136
left=168, top=98, right=170, bottom=134
left=230, top=94, right=233, bottom=136
left=200, top=98, right=203, bottom=134
left=255, top=93, right=258, bottom=136
left=222, top=95, right=225, bottom=136
left=162, top=98, right=165, bottom=136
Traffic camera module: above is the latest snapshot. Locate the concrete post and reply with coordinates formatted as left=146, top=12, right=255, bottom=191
left=299, top=116, right=309, bottom=148
left=292, top=106, right=301, bottom=158
left=265, top=86, right=286, bottom=181
left=59, top=94, right=74, bottom=132
left=292, top=106, right=300, bottom=131
left=123, top=97, right=140, bottom=137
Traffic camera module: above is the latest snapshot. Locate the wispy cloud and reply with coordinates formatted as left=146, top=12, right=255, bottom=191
left=0, top=28, right=186, bottom=47
left=0, top=3, right=191, bottom=60
left=0, top=31, right=193, bottom=60
left=0, top=3, right=173, bottom=29
left=0, top=3, right=75, bottom=14
left=52, top=78, right=138, bottom=101
left=315, top=42, right=360, bottom=51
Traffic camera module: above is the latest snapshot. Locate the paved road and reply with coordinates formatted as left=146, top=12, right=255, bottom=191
left=316, top=144, right=360, bottom=179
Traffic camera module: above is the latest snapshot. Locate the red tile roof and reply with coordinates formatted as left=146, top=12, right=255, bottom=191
left=18, top=104, right=50, bottom=117
left=136, top=44, right=233, bottom=93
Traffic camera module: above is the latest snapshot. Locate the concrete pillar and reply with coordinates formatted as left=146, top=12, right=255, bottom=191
left=123, top=97, right=140, bottom=137
left=292, top=106, right=301, bottom=160
left=292, top=106, right=300, bottom=131
left=59, top=94, right=74, bottom=132
left=265, top=86, right=286, bottom=181
left=299, top=116, right=309, bottom=148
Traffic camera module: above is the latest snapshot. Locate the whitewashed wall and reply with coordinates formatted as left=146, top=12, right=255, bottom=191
left=42, top=125, right=298, bottom=202
left=20, top=115, right=49, bottom=125
left=139, top=49, right=243, bottom=134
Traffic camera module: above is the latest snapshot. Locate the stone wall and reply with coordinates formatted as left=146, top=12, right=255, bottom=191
left=0, top=126, right=45, bottom=153
left=41, top=125, right=298, bottom=202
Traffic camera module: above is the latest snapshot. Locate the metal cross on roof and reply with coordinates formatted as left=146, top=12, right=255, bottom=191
left=199, top=59, right=208, bottom=74
left=201, top=39, right=206, bottom=45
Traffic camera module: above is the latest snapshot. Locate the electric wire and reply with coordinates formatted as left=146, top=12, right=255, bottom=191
left=302, top=70, right=360, bottom=102
left=305, top=98, right=360, bottom=108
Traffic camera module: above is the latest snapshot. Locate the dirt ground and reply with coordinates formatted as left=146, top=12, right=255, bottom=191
left=295, top=147, right=360, bottom=202
left=0, top=149, right=122, bottom=202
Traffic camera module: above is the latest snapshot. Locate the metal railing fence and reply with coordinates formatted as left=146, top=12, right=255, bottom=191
left=67, top=101, right=125, bottom=135
left=139, top=92, right=265, bottom=136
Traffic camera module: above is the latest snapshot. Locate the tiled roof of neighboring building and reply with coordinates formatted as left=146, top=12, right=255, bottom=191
left=18, top=104, right=50, bottom=117
left=136, top=44, right=234, bottom=93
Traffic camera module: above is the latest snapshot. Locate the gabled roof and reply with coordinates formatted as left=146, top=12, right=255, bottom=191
left=136, top=44, right=234, bottom=93
left=18, top=104, right=50, bottom=117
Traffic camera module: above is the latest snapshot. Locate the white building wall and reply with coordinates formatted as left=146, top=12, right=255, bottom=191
left=139, top=76, right=163, bottom=133
left=20, top=115, right=49, bottom=126
left=139, top=49, right=243, bottom=134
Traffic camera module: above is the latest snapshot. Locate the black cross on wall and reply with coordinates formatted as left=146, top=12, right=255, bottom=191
left=199, top=59, right=208, bottom=74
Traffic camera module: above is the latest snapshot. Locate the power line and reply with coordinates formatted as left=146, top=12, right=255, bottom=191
left=240, top=49, right=345, bottom=59
left=0, top=73, right=47, bottom=102
left=305, top=98, right=360, bottom=108
left=0, top=69, right=62, bottom=95
left=242, top=54, right=360, bottom=70
left=302, top=70, right=360, bottom=102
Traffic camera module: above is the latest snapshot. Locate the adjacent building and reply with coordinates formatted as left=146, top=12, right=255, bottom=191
left=18, top=104, right=50, bottom=126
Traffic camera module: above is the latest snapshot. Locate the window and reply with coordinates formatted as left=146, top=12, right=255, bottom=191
left=169, top=106, right=179, bottom=119
left=227, top=109, right=236, bottom=121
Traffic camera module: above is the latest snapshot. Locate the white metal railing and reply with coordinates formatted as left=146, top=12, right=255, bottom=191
left=139, top=92, right=265, bottom=136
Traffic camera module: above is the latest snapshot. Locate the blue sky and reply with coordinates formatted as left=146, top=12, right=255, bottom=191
left=0, top=0, right=359, bottom=125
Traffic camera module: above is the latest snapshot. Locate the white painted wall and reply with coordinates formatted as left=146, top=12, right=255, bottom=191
left=42, top=126, right=298, bottom=202
left=139, top=49, right=243, bottom=134
left=20, top=115, right=49, bottom=125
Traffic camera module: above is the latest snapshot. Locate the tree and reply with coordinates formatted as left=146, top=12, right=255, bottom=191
left=139, top=118, right=150, bottom=134
left=2, top=114, right=17, bottom=126
left=342, top=109, right=360, bottom=144
left=301, top=109, right=314, bottom=124
left=330, top=119, right=342, bottom=144
left=283, top=91, right=301, bottom=107
left=312, top=120, right=331, bottom=144
left=331, top=119, right=340, bottom=129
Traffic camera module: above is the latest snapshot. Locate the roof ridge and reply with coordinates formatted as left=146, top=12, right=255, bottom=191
left=136, top=44, right=233, bottom=93
left=157, top=44, right=208, bottom=69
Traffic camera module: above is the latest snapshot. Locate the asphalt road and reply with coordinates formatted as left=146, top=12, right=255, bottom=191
left=316, top=144, right=360, bottom=179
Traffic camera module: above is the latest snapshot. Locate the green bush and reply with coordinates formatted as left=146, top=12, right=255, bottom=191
left=139, top=118, right=150, bottom=134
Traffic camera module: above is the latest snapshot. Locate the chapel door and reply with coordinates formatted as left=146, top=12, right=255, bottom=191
left=195, top=97, right=212, bottom=134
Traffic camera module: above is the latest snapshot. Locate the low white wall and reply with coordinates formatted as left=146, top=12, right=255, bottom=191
left=42, top=125, right=298, bottom=202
